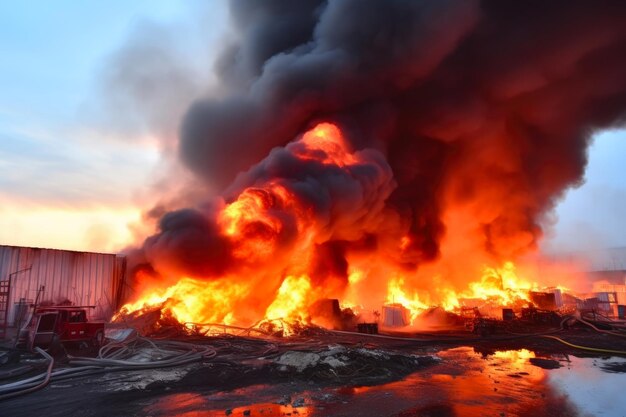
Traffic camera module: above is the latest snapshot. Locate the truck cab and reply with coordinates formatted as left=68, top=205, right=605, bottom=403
left=26, top=306, right=105, bottom=351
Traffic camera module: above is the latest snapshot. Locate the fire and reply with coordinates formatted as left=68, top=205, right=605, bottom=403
left=385, top=276, right=428, bottom=323
left=294, top=123, right=358, bottom=167
left=264, top=275, right=316, bottom=321
left=218, top=185, right=295, bottom=260
left=117, top=122, right=373, bottom=329
left=452, top=261, right=536, bottom=308
left=117, top=121, right=577, bottom=334
left=381, top=261, right=538, bottom=327
left=116, top=277, right=250, bottom=325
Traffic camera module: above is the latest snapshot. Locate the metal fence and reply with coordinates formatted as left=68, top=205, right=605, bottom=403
left=0, top=245, right=126, bottom=325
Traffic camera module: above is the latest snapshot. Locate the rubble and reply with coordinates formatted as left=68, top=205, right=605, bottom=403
left=529, top=358, right=562, bottom=369
left=275, top=351, right=321, bottom=372
left=271, top=345, right=439, bottom=386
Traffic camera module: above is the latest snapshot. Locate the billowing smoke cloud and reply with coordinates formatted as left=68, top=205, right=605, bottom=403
left=143, top=123, right=395, bottom=288
left=132, top=0, right=626, bottom=306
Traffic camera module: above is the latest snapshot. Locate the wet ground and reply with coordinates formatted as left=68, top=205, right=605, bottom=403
left=140, top=347, right=626, bottom=417
left=3, top=344, right=626, bottom=417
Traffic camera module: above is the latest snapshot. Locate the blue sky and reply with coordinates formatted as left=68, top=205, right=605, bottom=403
left=0, top=1, right=624, bottom=253
left=1, top=1, right=193, bottom=123
left=542, top=129, right=626, bottom=252
left=0, top=1, right=229, bottom=250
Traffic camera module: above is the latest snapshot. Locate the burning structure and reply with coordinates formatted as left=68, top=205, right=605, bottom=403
left=5, top=3, right=626, bottom=414
left=115, top=1, right=626, bottom=333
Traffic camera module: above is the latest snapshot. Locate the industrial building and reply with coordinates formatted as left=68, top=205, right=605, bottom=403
left=0, top=245, right=126, bottom=339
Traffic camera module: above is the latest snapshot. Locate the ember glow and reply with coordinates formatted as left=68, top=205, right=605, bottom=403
left=119, top=1, right=626, bottom=332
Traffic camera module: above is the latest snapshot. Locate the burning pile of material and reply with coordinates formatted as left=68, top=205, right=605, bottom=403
left=117, top=0, right=626, bottom=332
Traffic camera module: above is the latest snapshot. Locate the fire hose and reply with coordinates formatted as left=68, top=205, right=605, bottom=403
left=575, top=316, right=626, bottom=338
left=0, top=337, right=216, bottom=401
left=0, top=348, right=53, bottom=401
left=535, top=315, right=626, bottom=354
left=538, top=334, right=626, bottom=355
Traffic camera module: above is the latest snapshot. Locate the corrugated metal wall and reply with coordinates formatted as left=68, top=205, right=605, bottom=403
left=0, top=245, right=126, bottom=325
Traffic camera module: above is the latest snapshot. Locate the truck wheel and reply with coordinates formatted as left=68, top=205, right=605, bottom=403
left=93, top=330, right=105, bottom=347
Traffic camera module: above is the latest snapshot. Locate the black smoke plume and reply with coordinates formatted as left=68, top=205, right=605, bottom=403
left=133, top=0, right=626, bottom=293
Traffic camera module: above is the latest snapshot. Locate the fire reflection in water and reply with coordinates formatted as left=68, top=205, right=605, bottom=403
left=144, top=390, right=315, bottom=417
left=320, top=348, right=574, bottom=417
left=143, top=348, right=617, bottom=417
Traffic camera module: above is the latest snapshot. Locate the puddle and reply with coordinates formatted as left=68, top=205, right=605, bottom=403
left=144, top=386, right=316, bottom=417
left=547, top=355, right=626, bottom=417
left=143, top=347, right=626, bottom=417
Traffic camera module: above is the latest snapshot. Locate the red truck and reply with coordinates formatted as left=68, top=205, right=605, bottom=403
left=23, top=306, right=105, bottom=351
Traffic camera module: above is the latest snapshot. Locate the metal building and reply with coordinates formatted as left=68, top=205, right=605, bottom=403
left=0, top=245, right=126, bottom=337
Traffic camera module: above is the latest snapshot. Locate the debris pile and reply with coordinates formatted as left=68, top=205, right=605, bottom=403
left=272, top=345, right=439, bottom=384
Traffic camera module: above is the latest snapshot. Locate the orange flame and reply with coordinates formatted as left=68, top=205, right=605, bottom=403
left=264, top=275, right=316, bottom=321
left=385, top=276, right=429, bottom=323
left=116, top=277, right=250, bottom=325
left=117, top=122, right=579, bottom=333
left=294, top=123, right=358, bottom=166
left=380, top=261, right=538, bottom=326
left=446, top=261, right=536, bottom=309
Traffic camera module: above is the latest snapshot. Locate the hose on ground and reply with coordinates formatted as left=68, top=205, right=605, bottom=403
left=0, top=348, right=53, bottom=401
left=0, top=337, right=214, bottom=402
left=539, top=334, right=626, bottom=355
left=575, top=316, right=626, bottom=338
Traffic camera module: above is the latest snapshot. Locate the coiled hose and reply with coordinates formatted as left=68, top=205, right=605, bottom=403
left=0, top=337, right=215, bottom=401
